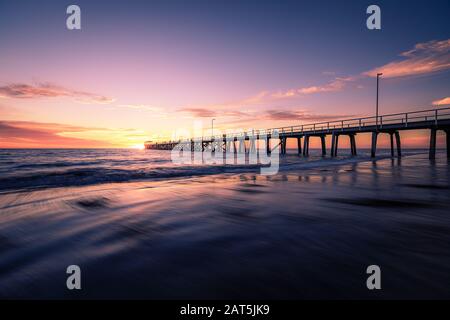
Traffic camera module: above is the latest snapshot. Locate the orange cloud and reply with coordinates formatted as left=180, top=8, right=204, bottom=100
left=0, top=121, right=112, bottom=148
left=364, top=39, right=450, bottom=78
left=178, top=107, right=217, bottom=117
left=0, top=120, right=147, bottom=148
left=271, top=77, right=352, bottom=99
left=432, top=97, right=450, bottom=106
left=178, top=106, right=354, bottom=125
left=179, top=107, right=248, bottom=118
left=264, top=109, right=355, bottom=121
left=0, top=82, right=115, bottom=104
left=239, top=39, right=450, bottom=105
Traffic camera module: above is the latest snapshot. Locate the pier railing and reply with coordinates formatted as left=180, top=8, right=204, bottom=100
left=146, top=106, right=450, bottom=144
left=268, top=107, right=450, bottom=136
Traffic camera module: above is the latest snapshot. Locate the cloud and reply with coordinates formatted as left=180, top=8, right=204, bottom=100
left=264, top=109, right=355, bottom=122
left=295, top=78, right=349, bottom=95
left=262, top=77, right=354, bottom=100
left=0, top=120, right=147, bottom=148
left=179, top=104, right=354, bottom=124
left=174, top=39, right=450, bottom=127
left=364, top=39, right=450, bottom=78
left=432, top=97, right=450, bottom=106
left=229, top=39, right=450, bottom=106
left=238, top=39, right=450, bottom=105
left=0, top=120, right=113, bottom=148
left=179, top=106, right=253, bottom=118
left=181, top=77, right=354, bottom=113
left=0, top=82, right=115, bottom=104
left=114, top=104, right=169, bottom=118
left=179, top=107, right=217, bottom=117
left=239, top=91, right=271, bottom=105
left=117, top=104, right=162, bottom=112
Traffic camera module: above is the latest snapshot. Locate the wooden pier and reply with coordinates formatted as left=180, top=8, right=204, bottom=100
left=145, top=107, right=450, bottom=160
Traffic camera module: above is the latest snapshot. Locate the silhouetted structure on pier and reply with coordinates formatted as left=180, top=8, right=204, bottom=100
left=145, top=107, right=450, bottom=160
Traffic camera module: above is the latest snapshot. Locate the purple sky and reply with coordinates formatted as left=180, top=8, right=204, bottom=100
left=0, top=0, right=449, bottom=147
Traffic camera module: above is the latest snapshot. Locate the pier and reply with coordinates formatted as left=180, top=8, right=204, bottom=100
left=145, top=107, right=450, bottom=160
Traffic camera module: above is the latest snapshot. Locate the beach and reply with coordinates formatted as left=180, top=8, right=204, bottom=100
left=0, top=149, right=450, bottom=299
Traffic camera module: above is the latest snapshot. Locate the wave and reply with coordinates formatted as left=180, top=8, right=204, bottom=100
left=13, top=160, right=104, bottom=169
left=0, top=165, right=262, bottom=192
left=0, top=149, right=430, bottom=192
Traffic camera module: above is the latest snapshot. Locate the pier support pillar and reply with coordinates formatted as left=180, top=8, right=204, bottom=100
left=350, top=134, right=357, bottom=156
left=395, top=131, right=401, bottom=158
left=280, top=138, right=286, bottom=155
left=332, top=134, right=339, bottom=156
left=226, top=140, right=232, bottom=153
left=389, top=133, right=395, bottom=157
left=446, top=130, right=450, bottom=159
left=389, top=131, right=401, bottom=158
left=250, top=137, right=256, bottom=154
left=429, top=128, right=437, bottom=160
left=320, top=135, right=326, bottom=156
left=330, top=133, right=336, bottom=157
left=222, top=135, right=227, bottom=153
left=266, top=137, right=271, bottom=155
left=297, top=137, right=302, bottom=155
left=238, top=140, right=245, bottom=153
left=371, top=132, right=378, bottom=158
left=303, top=136, right=310, bottom=156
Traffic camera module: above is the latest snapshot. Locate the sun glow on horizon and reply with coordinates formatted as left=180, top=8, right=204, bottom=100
left=130, top=144, right=145, bottom=150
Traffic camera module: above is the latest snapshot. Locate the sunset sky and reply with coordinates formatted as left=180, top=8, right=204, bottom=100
left=0, top=0, right=449, bottom=148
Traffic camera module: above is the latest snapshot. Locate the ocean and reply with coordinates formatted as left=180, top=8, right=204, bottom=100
left=0, top=148, right=449, bottom=298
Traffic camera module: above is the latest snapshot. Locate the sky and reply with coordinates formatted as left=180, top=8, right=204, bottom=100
left=0, top=0, right=449, bottom=148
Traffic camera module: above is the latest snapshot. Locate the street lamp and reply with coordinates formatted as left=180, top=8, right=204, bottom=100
left=376, top=73, right=383, bottom=129
left=211, top=118, right=215, bottom=152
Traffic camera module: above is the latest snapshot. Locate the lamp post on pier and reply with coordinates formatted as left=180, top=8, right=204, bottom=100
left=211, top=118, right=215, bottom=152
left=376, top=73, right=383, bottom=129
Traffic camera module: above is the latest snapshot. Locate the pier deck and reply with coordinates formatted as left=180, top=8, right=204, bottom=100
left=145, top=107, right=450, bottom=159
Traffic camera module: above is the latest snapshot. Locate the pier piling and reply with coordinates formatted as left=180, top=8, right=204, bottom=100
left=320, top=135, right=326, bottom=156
left=266, top=137, right=271, bottom=155
left=446, top=130, right=450, bottom=158
left=389, top=133, right=394, bottom=157
left=350, top=134, right=357, bottom=156
left=297, top=137, right=302, bottom=155
left=330, top=133, right=336, bottom=157
left=371, top=132, right=378, bottom=158
left=429, top=128, right=437, bottom=160
left=395, top=131, right=401, bottom=157
left=303, top=136, right=310, bottom=156
left=333, top=134, right=339, bottom=156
